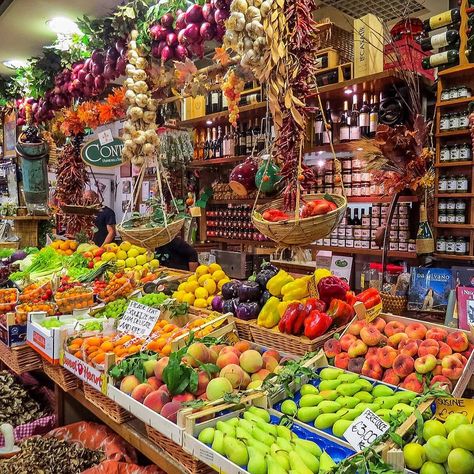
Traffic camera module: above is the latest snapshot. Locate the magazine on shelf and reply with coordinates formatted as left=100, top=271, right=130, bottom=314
left=407, top=267, right=452, bottom=313
left=456, top=286, right=474, bottom=331
left=451, top=266, right=474, bottom=288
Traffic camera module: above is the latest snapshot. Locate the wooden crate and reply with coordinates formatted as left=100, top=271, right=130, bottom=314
left=43, top=360, right=81, bottom=392
left=83, top=383, right=133, bottom=424
left=0, top=339, right=43, bottom=374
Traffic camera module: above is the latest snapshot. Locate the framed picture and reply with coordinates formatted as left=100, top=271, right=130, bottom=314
left=122, top=179, right=131, bottom=195
left=3, top=112, right=16, bottom=157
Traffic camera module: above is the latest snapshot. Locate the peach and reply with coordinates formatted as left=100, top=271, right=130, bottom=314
left=388, top=333, right=408, bottom=348
left=161, top=401, right=182, bottom=423
left=206, top=377, right=233, bottom=401
left=400, top=373, right=423, bottom=393
left=262, top=349, right=281, bottom=363
left=430, top=375, right=453, bottom=392
left=158, top=385, right=170, bottom=397
left=263, top=356, right=279, bottom=373
left=462, top=343, right=474, bottom=359
left=323, top=338, right=342, bottom=358
left=131, top=383, right=153, bottom=403
left=426, top=327, right=448, bottom=342
left=347, top=357, right=365, bottom=374
left=172, top=393, right=195, bottom=403
left=414, top=354, right=437, bottom=374
left=348, top=340, right=368, bottom=358
left=379, top=346, right=398, bottom=369
left=382, top=369, right=400, bottom=386
left=340, top=334, right=358, bottom=351
left=220, top=364, right=248, bottom=389
left=241, top=371, right=251, bottom=388
left=208, top=348, right=219, bottom=364
left=147, top=377, right=163, bottom=391
left=239, top=350, right=263, bottom=374
left=143, top=389, right=171, bottom=413
left=143, top=359, right=158, bottom=378
left=372, top=317, right=386, bottom=333
left=432, top=364, right=443, bottom=376
left=441, top=355, right=464, bottom=380
left=384, top=321, right=406, bottom=337
left=451, top=353, right=468, bottom=366
left=220, top=346, right=241, bottom=357
left=187, top=342, right=210, bottom=367
left=418, top=339, right=439, bottom=357
left=446, top=331, right=469, bottom=352
left=251, top=369, right=271, bottom=382
left=234, top=341, right=251, bottom=353
left=405, top=322, right=427, bottom=340
left=366, top=347, right=380, bottom=363
left=153, top=357, right=169, bottom=381
left=360, top=326, right=382, bottom=346
left=334, top=352, right=350, bottom=369
left=399, top=339, right=419, bottom=358
left=393, top=354, right=415, bottom=378
left=193, top=371, right=211, bottom=396
left=216, top=351, right=240, bottom=369
left=361, top=360, right=383, bottom=380
left=212, top=344, right=226, bottom=354
left=438, top=341, right=452, bottom=359
left=120, top=375, right=140, bottom=395
left=348, top=320, right=367, bottom=336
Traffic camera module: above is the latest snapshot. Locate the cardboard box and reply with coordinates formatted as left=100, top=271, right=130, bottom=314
left=0, top=313, right=26, bottom=347
left=183, top=96, right=206, bottom=120
left=354, top=14, right=384, bottom=78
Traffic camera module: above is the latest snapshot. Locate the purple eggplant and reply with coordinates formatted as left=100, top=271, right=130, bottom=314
left=236, top=301, right=260, bottom=320
left=259, top=290, right=272, bottom=307
left=221, top=280, right=242, bottom=299
left=255, top=263, right=279, bottom=289
left=238, top=281, right=262, bottom=302
left=211, top=295, right=224, bottom=312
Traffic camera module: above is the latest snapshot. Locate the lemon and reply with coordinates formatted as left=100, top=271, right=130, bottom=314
left=209, top=263, right=222, bottom=274
left=116, top=259, right=125, bottom=267
left=198, top=274, right=212, bottom=286
left=195, top=264, right=209, bottom=277
left=212, top=270, right=226, bottom=282
left=178, top=282, right=187, bottom=291
left=116, top=250, right=127, bottom=260
left=173, top=290, right=186, bottom=302
left=195, top=287, right=209, bottom=299
left=125, top=257, right=137, bottom=268
left=187, top=274, right=197, bottom=282
left=187, top=281, right=200, bottom=293
left=135, top=265, right=143, bottom=272
left=94, top=261, right=104, bottom=269
left=182, top=293, right=195, bottom=305
left=101, top=252, right=115, bottom=262
left=136, top=246, right=147, bottom=255
left=194, top=298, right=208, bottom=308
left=136, top=254, right=147, bottom=266
left=218, top=278, right=231, bottom=290
left=120, top=241, right=131, bottom=252
left=127, top=248, right=139, bottom=258
left=150, top=259, right=160, bottom=269
left=203, top=278, right=217, bottom=295
left=207, top=295, right=215, bottom=306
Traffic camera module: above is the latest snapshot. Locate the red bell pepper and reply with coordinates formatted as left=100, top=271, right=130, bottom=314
left=292, top=298, right=327, bottom=335
left=279, top=302, right=303, bottom=334
left=345, top=291, right=357, bottom=307
left=304, top=310, right=333, bottom=340
left=356, top=288, right=382, bottom=309
left=327, top=299, right=354, bottom=326
left=317, top=276, right=350, bottom=305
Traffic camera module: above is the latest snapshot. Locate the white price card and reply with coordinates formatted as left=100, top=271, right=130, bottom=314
left=344, top=409, right=389, bottom=451
left=98, top=129, right=114, bottom=146
left=117, top=300, right=160, bottom=338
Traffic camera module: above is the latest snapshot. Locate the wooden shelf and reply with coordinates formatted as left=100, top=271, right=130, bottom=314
left=435, top=161, right=473, bottom=168
left=435, top=193, right=474, bottom=198
left=209, top=237, right=276, bottom=247
left=433, top=253, right=474, bottom=261
left=436, top=96, right=473, bottom=108
left=310, top=245, right=418, bottom=259
left=208, top=198, right=272, bottom=205
left=436, top=130, right=470, bottom=138
left=438, top=63, right=474, bottom=77
left=434, top=224, right=474, bottom=229
left=0, top=215, right=50, bottom=221
left=187, top=155, right=247, bottom=168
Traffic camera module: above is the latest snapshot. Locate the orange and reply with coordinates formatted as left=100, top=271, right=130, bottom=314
left=100, top=341, right=114, bottom=352
left=86, top=345, right=99, bottom=354
left=69, top=241, right=78, bottom=250
left=60, top=241, right=69, bottom=251
left=85, top=337, right=102, bottom=347
left=74, top=351, right=83, bottom=359
left=65, top=249, right=73, bottom=256
left=93, top=353, right=105, bottom=364
left=161, top=344, right=171, bottom=356
left=127, top=345, right=140, bottom=354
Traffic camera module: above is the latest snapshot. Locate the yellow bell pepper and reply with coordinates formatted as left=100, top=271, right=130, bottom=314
left=314, top=268, right=332, bottom=285
left=277, top=300, right=292, bottom=317
left=257, top=296, right=281, bottom=328
left=266, top=270, right=294, bottom=297
left=281, top=276, right=310, bottom=301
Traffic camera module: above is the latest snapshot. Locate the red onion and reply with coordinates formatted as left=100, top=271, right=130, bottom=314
left=176, top=12, right=187, bottom=30
left=183, top=23, right=201, bottom=43
left=116, top=56, right=127, bottom=75
left=77, top=69, right=88, bottom=83
left=115, top=38, right=127, bottom=54
left=106, top=46, right=119, bottom=61
left=94, top=75, right=105, bottom=90
left=175, top=44, right=189, bottom=61
left=161, top=45, right=173, bottom=62
left=166, top=32, right=178, bottom=47
left=92, top=62, right=104, bottom=76
left=186, top=4, right=204, bottom=23
left=83, top=58, right=92, bottom=71
left=103, top=64, right=115, bottom=80
left=203, top=3, right=216, bottom=23
left=212, top=0, right=229, bottom=9
left=92, top=50, right=104, bottom=64
left=150, top=24, right=168, bottom=41
left=216, top=24, right=226, bottom=40
left=85, top=73, right=95, bottom=86
left=177, top=29, right=189, bottom=45
left=152, top=40, right=167, bottom=58
left=188, top=42, right=204, bottom=58
left=161, top=13, right=174, bottom=28
left=200, top=22, right=215, bottom=41
left=214, top=8, right=228, bottom=25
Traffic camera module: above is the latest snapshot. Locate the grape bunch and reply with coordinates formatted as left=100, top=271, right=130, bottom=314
left=222, top=69, right=245, bottom=128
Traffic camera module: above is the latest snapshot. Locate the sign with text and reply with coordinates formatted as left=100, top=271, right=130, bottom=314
left=61, top=351, right=107, bottom=393
left=81, top=136, right=123, bottom=168
left=435, top=397, right=474, bottom=423
left=344, top=409, right=390, bottom=451
left=117, top=301, right=160, bottom=338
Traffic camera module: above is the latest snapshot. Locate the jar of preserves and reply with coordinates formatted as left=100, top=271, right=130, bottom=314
left=441, top=89, right=450, bottom=101
left=455, top=211, right=466, bottom=224
left=440, top=145, right=450, bottom=162
left=438, top=211, right=447, bottom=224
left=448, top=88, right=458, bottom=100
left=399, top=241, right=408, bottom=252
left=389, top=240, right=399, bottom=251
left=352, top=185, right=361, bottom=196
left=458, top=85, right=471, bottom=98
left=438, top=199, right=447, bottom=212
left=459, top=143, right=472, bottom=161
left=408, top=239, right=416, bottom=253
left=445, top=236, right=455, bottom=254
left=450, top=144, right=460, bottom=161
left=436, top=236, right=446, bottom=253
left=449, top=112, right=460, bottom=130
left=459, top=111, right=469, bottom=129
left=455, top=237, right=468, bottom=255
left=447, top=175, right=457, bottom=193
left=438, top=175, right=448, bottom=192
left=440, top=114, right=450, bottom=131
left=456, top=175, right=469, bottom=193
left=455, top=200, right=466, bottom=212
left=446, top=211, right=456, bottom=224
left=361, top=239, right=370, bottom=249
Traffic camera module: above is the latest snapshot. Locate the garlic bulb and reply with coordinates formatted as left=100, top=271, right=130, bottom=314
left=227, top=12, right=246, bottom=31
left=246, top=6, right=261, bottom=22
left=135, top=94, right=148, bottom=108
left=133, top=131, right=146, bottom=145
left=129, top=106, right=144, bottom=120
left=130, top=30, right=139, bottom=41
left=260, top=0, right=271, bottom=15
left=125, top=89, right=136, bottom=102
left=129, top=40, right=137, bottom=50
left=136, top=57, right=148, bottom=70
left=133, top=69, right=147, bottom=82
left=142, top=111, right=156, bottom=123
left=142, top=143, right=155, bottom=155
left=147, top=99, right=157, bottom=111
left=231, top=0, right=248, bottom=13
left=133, top=81, right=148, bottom=94
left=125, top=64, right=136, bottom=76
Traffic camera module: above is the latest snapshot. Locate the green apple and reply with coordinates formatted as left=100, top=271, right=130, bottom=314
left=424, top=435, right=451, bottom=464
left=447, top=448, right=474, bottom=474
left=444, top=413, right=470, bottom=433
left=452, top=424, right=474, bottom=452
left=403, top=442, right=426, bottom=470
left=420, top=461, right=446, bottom=474
left=423, top=419, right=447, bottom=441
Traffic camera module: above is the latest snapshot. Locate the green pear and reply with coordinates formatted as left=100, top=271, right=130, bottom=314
left=239, top=418, right=256, bottom=433
left=335, top=396, right=360, bottom=408
left=247, top=446, right=267, bottom=474
left=198, top=427, right=215, bottom=445
left=294, top=445, right=319, bottom=473
left=319, top=379, right=342, bottom=391
left=392, top=403, right=415, bottom=417
left=244, top=411, right=266, bottom=425
left=318, top=400, right=342, bottom=413
left=355, top=402, right=373, bottom=412
left=276, top=425, right=292, bottom=441
left=393, top=390, right=417, bottom=403
left=341, top=407, right=365, bottom=421
left=271, top=445, right=290, bottom=471
left=337, top=373, right=360, bottom=384
left=355, top=379, right=373, bottom=392
left=332, top=419, right=352, bottom=438
left=377, top=396, right=398, bottom=409
left=267, top=454, right=288, bottom=474
left=375, top=409, right=392, bottom=422
left=372, top=385, right=394, bottom=398
left=319, top=451, right=337, bottom=473
left=293, top=438, right=322, bottom=458
left=315, top=413, right=339, bottom=430
left=247, top=436, right=270, bottom=455
left=297, top=406, right=321, bottom=423
left=276, top=436, right=294, bottom=452
left=300, top=384, right=319, bottom=396
left=216, top=420, right=236, bottom=437
left=248, top=406, right=271, bottom=423
left=281, top=399, right=298, bottom=416
left=318, top=390, right=339, bottom=401
left=224, top=437, right=249, bottom=467
left=336, top=383, right=361, bottom=397
left=353, top=391, right=373, bottom=403
left=256, top=420, right=277, bottom=437
left=289, top=451, right=313, bottom=474
left=335, top=408, right=351, bottom=418
left=299, top=394, right=323, bottom=407
left=212, top=429, right=225, bottom=455
left=253, top=426, right=276, bottom=446
left=236, top=426, right=253, bottom=442
left=320, top=367, right=344, bottom=380
left=227, top=417, right=240, bottom=426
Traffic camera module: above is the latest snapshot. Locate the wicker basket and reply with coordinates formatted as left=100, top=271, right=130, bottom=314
left=117, top=218, right=185, bottom=250
left=0, top=241, right=20, bottom=249
left=381, top=293, right=408, bottom=315
left=232, top=317, right=254, bottom=341
left=146, top=425, right=214, bottom=474
left=60, top=204, right=101, bottom=216
left=43, top=360, right=81, bottom=392
left=83, top=383, right=133, bottom=424
left=252, top=194, right=347, bottom=246
left=0, top=340, right=43, bottom=374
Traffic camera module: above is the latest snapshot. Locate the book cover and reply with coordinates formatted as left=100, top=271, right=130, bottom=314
left=451, top=266, right=474, bottom=288
left=456, top=286, right=474, bottom=331
left=407, top=267, right=453, bottom=313
left=444, top=289, right=458, bottom=328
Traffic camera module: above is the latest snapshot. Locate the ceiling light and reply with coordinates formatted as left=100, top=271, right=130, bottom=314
left=206, top=120, right=213, bottom=125
left=47, top=17, right=80, bottom=35
left=344, top=88, right=353, bottom=95
left=3, top=60, right=27, bottom=69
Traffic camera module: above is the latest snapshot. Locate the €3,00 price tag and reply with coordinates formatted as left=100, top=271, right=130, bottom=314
left=344, top=409, right=390, bottom=451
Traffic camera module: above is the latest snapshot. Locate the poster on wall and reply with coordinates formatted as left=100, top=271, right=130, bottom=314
left=3, top=112, right=16, bottom=157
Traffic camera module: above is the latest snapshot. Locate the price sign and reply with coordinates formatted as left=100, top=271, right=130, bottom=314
left=98, top=129, right=114, bottom=146
left=435, top=397, right=474, bottom=423
left=117, top=301, right=161, bottom=338
left=344, top=409, right=389, bottom=451
left=365, top=302, right=382, bottom=322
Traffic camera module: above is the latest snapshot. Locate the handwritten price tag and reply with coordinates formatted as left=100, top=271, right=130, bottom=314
left=117, top=301, right=160, bottom=338
left=365, top=302, right=382, bottom=322
left=344, top=409, right=389, bottom=451
left=435, top=397, right=474, bottom=423
left=98, top=129, right=114, bottom=146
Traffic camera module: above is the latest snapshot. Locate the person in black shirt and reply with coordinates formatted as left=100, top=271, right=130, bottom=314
left=83, top=190, right=117, bottom=246
left=156, top=237, right=199, bottom=271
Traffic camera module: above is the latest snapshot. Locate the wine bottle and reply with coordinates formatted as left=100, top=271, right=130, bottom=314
left=211, top=89, right=219, bottom=113
left=314, top=108, right=324, bottom=146
left=422, top=49, right=459, bottom=69
left=205, top=93, right=211, bottom=115
left=215, top=126, right=223, bottom=158
left=422, top=9, right=460, bottom=32
left=239, top=123, right=247, bottom=156
left=246, top=120, right=253, bottom=155
left=369, top=94, right=379, bottom=138
left=420, top=30, right=460, bottom=51
left=229, top=126, right=236, bottom=156
left=350, top=94, right=360, bottom=141
left=222, top=92, right=228, bottom=110
left=416, top=204, right=434, bottom=255
left=204, top=128, right=211, bottom=159
left=210, top=127, right=217, bottom=159
left=359, top=93, right=370, bottom=138
left=322, top=101, right=333, bottom=144
left=339, top=100, right=350, bottom=143
left=353, top=208, right=362, bottom=225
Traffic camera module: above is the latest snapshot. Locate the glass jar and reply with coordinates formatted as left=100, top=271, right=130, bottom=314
left=456, top=175, right=469, bottom=193
left=455, top=237, right=468, bottom=255
left=436, top=236, right=446, bottom=253
left=438, top=175, right=448, bottom=192
left=408, top=239, right=416, bottom=253
left=455, top=200, right=466, bottom=212
left=445, top=236, right=455, bottom=254
left=438, top=199, right=447, bottom=212
left=459, top=143, right=472, bottom=161
left=450, top=145, right=460, bottom=161
left=446, top=199, right=456, bottom=211
left=441, top=89, right=450, bottom=101
left=352, top=185, right=361, bottom=197
left=399, top=228, right=410, bottom=241
left=446, top=210, right=456, bottom=224
left=440, top=145, right=450, bottom=162
left=449, top=113, right=460, bottom=130
left=458, top=85, right=471, bottom=98
left=342, top=171, right=351, bottom=185
left=389, top=240, right=399, bottom=251
left=447, top=175, right=457, bottom=193
left=448, top=88, right=458, bottom=100
left=353, top=227, right=362, bottom=239
left=438, top=211, right=447, bottom=224
left=440, top=114, right=450, bottom=131
left=459, top=111, right=469, bottom=129
left=399, top=241, right=408, bottom=252
left=455, top=211, right=466, bottom=224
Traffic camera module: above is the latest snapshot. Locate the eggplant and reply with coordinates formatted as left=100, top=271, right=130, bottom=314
left=221, top=280, right=241, bottom=299
left=236, top=301, right=260, bottom=321
left=255, top=263, right=279, bottom=289
left=259, top=290, right=272, bottom=307
left=238, top=281, right=262, bottom=302
left=211, top=295, right=224, bottom=312
left=222, top=298, right=235, bottom=315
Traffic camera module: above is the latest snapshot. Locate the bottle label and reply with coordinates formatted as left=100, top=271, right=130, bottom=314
left=369, top=113, right=378, bottom=132
left=314, top=121, right=323, bottom=133
left=340, top=127, right=350, bottom=140
left=359, top=113, right=369, bottom=127
left=429, top=51, right=449, bottom=67
left=322, top=131, right=332, bottom=144
left=430, top=32, right=449, bottom=49
left=429, top=11, right=453, bottom=30
left=350, top=126, right=360, bottom=140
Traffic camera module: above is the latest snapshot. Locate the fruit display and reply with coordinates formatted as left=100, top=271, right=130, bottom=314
left=193, top=407, right=353, bottom=472
left=19, top=281, right=53, bottom=303
left=324, top=317, right=474, bottom=393
left=15, top=302, right=56, bottom=323
left=403, top=413, right=474, bottom=474
left=274, top=367, right=418, bottom=438
left=258, top=198, right=338, bottom=223
left=48, top=239, right=78, bottom=256
left=0, top=288, right=18, bottom=312
left=97, top=275, right=134, bottom=303
left=54, top=286, right=94, bottom=313
left=173, top=263, right=230, bottom=309
left=92, top=298, right=129, bottom=319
